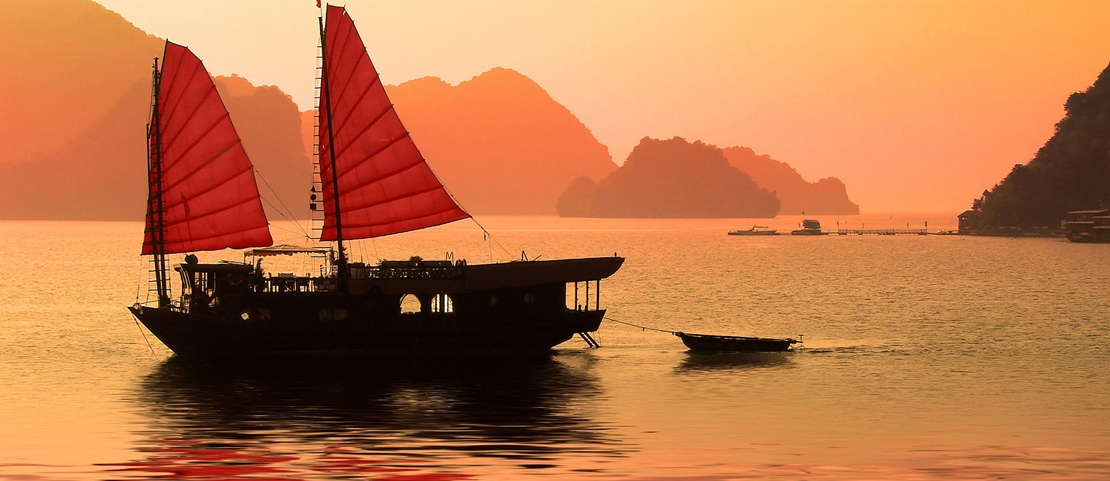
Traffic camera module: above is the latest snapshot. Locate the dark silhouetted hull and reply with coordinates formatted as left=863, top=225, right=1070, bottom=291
left=130, top=305, right=604, bottom=359
left=128, top=256, right=622, bottom=359
left=675, top=332, right=798, bottom=352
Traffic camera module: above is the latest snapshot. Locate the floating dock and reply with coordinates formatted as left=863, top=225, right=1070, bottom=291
left=835, top=228, right=927, bottom=236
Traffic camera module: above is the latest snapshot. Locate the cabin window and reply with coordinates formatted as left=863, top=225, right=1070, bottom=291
left=400, top=294, right=422, bottom=314
left=489, top=294, right=498, bottom=307
left=524, top=293, right=537, bottom=305
left=431, top=294, right=454, bottom=314
left=317, top=308, right=349, bottom=321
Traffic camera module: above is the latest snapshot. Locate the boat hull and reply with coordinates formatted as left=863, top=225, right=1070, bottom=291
left=727, top=231, right=779, bottom=236
left=675, top=332, right=798, bottom=352
left=1066, top=232, right=1110, bottom=243
left=129, top=257, right=622, bottom=359
left=130, top=304, right=604, bottom=359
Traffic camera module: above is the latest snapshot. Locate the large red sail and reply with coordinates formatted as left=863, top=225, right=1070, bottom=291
left=142, top=41, right=272, bottom=255
left=318, top=5, right=469, bottom=241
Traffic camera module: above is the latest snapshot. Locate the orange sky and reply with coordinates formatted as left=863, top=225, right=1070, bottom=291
left=93, top=0, right=1110, bottom=213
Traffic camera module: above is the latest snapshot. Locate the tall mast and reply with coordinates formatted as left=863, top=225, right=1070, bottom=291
left=148, top=56, right=170, bottom=307
left=319, top=12, right=349, bottom=287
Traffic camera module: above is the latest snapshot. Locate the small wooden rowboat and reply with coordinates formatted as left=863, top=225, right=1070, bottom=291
left=674, top=332, right=799, bottom=352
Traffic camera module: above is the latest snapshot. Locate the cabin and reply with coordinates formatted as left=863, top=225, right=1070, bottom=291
left=957, top=210, right=978, bottom=234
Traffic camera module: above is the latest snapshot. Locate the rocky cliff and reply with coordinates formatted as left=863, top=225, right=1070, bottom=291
left=723, top=146, right=859, bottom=215
left=557, top=137, right=780, bottom=218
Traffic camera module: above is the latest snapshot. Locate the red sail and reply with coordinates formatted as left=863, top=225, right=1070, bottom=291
left=318, top=5, right=469, bottom=241
left=142, top=41, right=272, bottom=255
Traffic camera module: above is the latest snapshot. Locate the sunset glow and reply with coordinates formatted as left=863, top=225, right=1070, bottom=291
left=75, top=0, right=1110, bottom=213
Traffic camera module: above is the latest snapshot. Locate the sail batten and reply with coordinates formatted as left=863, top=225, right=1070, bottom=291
left=332, top=75, right=383, bottom=141
left=159, top=63, right=211, bottom=150
left=343, top=183, right=457, bottom=215
left=161, top=163, right=255, bottom=215
left=142, top=41, right=273, bottom=255
left=162, top=93, right=225, bottom=164
left=161, top=135, right=238, bottom=192
left=156, top=58, right=195, bottom=130
left=318, top=5, right=469, bottom=241
left=338, top=134, right=411, bottom=179
left=328, top=25, right=363, bottom=100
left=333, top=101, right=391, bottom=161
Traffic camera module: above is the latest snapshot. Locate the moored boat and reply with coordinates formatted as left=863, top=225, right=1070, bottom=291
left=128, top=5, right=623, bottom=359
left=674, top=332, right=799, bottom=352
left=790, top=219, right=824, bottom=235
left=1063, top=209, right=1110, bottom=243
left=728, top=225, right=779, bottom=236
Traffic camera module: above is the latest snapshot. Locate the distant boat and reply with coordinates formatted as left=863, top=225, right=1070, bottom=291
left=674, top=332, right=799, bottom=352
left=1063, top=209, right=1110, bottom=243
left=127, top=5, right=623, bottom=359
left=790, top=219, right=824, bottom=235
left=728, top=225, right=779, bottom=236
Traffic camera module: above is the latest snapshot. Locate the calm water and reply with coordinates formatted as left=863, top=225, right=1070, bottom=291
left=3, top=215, right=1110, bottom=480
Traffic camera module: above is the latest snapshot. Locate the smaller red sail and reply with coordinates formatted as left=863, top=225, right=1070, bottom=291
left=142, top=41, right=272, bottom=255
left=318, top=5, right=469, bottom=241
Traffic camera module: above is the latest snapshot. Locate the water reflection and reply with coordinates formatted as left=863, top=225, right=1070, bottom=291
left=111, top=355, right=631, bottom=479
left=674, top=351, right=795, bottom=372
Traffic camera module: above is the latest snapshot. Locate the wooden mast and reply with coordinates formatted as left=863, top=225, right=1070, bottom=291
left=319, top=11, right=349, bottom=288
left=148, top=55, right=170, bottom=308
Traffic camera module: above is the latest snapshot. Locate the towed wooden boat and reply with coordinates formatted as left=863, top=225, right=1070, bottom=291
left=674, top=332, right=799, bottom=352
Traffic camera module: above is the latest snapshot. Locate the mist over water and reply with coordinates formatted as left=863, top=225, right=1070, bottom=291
left=2, top=217, right=1109, bottom=480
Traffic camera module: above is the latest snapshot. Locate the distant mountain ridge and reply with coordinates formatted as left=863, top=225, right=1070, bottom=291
left=557, top=137, right=780, bottom=218
left=298, top=68, right=619, bottom=216
left=383, top=68, right=618, bottom=215
left=0, top=0, right=310, bottom=220
left=1, top=0, right=858, bottom=221
left=0, top=0, right=162, bottom=166
left=0, top=73, right=310, bottom=220
left=299, top=68, right=621, bottom=215
left=723, top=147, right=859, bottom=215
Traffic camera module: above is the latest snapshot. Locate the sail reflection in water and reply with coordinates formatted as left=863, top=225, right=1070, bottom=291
left=108, top=355, right=631, bottom=479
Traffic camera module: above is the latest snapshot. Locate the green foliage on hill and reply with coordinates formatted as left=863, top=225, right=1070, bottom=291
left=971, top=62, right=1110, bottom=228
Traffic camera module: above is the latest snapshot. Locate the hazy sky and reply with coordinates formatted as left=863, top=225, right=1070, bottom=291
left=94, top=0, right=1110, bottom=213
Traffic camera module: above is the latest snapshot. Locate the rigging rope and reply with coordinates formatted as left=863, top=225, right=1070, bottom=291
left=468, top=217, right=512, bottom=262
left=603, top=316, right=677, bottom=334
left=269, top=221, right=310, bottom=242
left=134, top=256, right=146, bottom=303
left=254, top=167, right=312, bottom=241
left=133, top=316, right=156, bottom=355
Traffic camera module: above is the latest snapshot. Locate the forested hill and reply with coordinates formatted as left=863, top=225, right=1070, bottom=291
left=970, top=62, right=1110, bottom=228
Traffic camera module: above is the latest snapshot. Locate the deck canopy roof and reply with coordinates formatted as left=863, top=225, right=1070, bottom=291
left=248, top=245, right=334, bottom=257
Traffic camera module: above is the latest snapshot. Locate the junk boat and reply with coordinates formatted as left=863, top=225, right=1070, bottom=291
left=727, top=225, right=779, bottom=236
left=674, top=332, right=799, bottom=352
left=128, top=5, right=623, bottom=359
